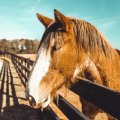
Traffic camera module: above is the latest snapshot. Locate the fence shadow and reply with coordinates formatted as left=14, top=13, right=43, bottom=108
left=0, top=61, right=45, bottom=120
left=8, top=63, right=19, bottom=106
left=12, top=60, right=27, bottom=87
left=0, top=104, right=44, bottom=120
left=0, top=63, right=5, bottom=113
left=0, top=60, right=20, bottom=112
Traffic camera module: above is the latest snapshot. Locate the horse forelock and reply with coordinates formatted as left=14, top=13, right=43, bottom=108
left=37, top=20, right=56, bottom=52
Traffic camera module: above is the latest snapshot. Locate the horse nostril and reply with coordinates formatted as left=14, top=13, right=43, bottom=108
left=28, top=96, right=36, bottom=107
left=44, top=97, right=48, bottom=102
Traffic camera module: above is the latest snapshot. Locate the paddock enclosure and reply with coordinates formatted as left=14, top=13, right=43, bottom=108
left=0, top=51, right=120, bottom=120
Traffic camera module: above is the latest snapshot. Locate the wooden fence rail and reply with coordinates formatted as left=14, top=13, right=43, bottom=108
left=70, top=77, right=120, bottom=119
left=0, top=51, right=120, bottom=119
left=54, top=95, right=89, bottom=120
left=2, top=52, right=34, bottom=87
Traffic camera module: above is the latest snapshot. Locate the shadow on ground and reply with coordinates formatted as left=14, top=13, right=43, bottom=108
left=0, top=104, right=44, bottom=120
left=0, top=61, right=44, bottom=120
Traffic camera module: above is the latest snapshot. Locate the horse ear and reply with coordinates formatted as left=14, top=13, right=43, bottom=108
left=36, top=13, right=53, bottom=28
left=54, top=9, right=69, bottom=30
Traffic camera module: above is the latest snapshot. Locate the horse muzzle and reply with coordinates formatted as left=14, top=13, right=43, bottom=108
left=38, top=95, right=51, bottom=108
left=28, top=95, right=50, bottom=108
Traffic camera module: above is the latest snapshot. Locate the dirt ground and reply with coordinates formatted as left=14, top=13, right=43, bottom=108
left=0, top=55, right=68, bottom=120
left=17, top=54, right=82, bottom=119
left=0, top=54, right=115, bottom=120
left=0, top=60, right=44, bottom=120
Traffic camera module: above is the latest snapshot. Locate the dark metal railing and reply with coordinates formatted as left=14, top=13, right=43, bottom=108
left=54, top=95, right=89, bottom=120
left=70, top=77, right=120, bottom=119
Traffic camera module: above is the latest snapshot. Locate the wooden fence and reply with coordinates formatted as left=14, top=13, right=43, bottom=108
left=0, top=51, right=34, bottom=87
left=0, top=51, right=120, bottom=120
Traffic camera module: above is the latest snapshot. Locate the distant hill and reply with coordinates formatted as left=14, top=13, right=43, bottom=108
left=0, top=39, right=40, bottom=54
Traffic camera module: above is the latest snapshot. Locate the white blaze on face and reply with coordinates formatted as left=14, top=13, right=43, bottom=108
left=28, top=47, right=51, bottom=104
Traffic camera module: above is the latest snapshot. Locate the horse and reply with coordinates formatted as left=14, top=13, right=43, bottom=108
left=26, top=9, right=120, bottom=118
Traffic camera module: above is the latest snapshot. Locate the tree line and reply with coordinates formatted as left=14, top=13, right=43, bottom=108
left=0, top=39, right=40, bottom=54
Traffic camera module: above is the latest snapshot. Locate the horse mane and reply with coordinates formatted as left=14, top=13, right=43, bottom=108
left=38, top=18, right=116, bottom=59
left=116, top=49, right=120, bottom=55
left=72, top=19, right=114, bottom=58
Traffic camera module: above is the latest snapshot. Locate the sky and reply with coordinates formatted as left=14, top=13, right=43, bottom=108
left=0, top=0, right=120, bottom=49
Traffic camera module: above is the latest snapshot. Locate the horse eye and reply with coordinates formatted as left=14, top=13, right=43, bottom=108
left=52, top=42, right=62, bottom=51
left=55, top=43, right=62, bottom=50
left=53, top=37, right=63, bottom=51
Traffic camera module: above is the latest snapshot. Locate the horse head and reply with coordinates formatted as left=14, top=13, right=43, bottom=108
left=26, top=9, right=79, bottom=108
